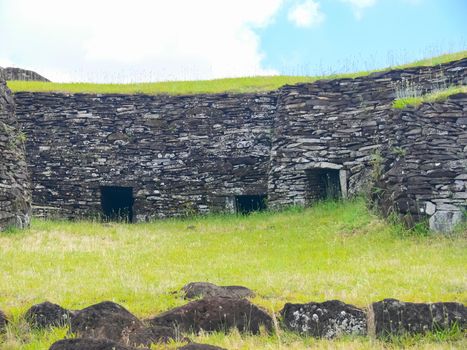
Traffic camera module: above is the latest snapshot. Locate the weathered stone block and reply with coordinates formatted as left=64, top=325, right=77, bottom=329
left=280, top=300, right=367, bottom=339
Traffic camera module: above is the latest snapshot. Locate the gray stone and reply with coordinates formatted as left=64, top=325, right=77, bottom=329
left=280, top=300, right=367, bottom=339
left=429, top=210, right=464, bottom=232
left=425, top=201, right=436, bottom=215
left=370, top=299, right=467, bottom=337
left=181, top=282, right=255, bottom=299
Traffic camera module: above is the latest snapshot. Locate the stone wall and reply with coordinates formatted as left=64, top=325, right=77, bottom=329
left=13, top=58, right=467, bottom=228
left=15, top=92, right=276, bottom=220
left=268, top=58, right=467, bottom=209
left=375, top=93, right=467, bottom=232
left=0, top=69, right=31, bottom=231
left=1, top=67, right=50, bottom=82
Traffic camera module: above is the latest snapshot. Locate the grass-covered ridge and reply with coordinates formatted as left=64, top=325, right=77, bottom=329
left=393, top=85, right=467, bottom=109
left=7, top=51, right=467, bottom=96
left=1, top=199, right=466, bottom=349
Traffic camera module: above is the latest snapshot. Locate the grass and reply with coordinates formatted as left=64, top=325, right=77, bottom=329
left=0, top=198, right=466, bottom=349
left=393, top=85, right=467, bottom=109
left=7, top=51, right=467, bottom=96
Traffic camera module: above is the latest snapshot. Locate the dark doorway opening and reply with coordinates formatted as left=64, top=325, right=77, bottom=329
left=235, top=195, right=267, bottom=215
left=305, top=168, right=342, bottom=201
left=100, top=186, right=134, bottom=222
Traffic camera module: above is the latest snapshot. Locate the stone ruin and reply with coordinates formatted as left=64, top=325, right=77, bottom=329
left=0, top=68, right=31, bottom=231
left=0, top=58, right=466, bottom=232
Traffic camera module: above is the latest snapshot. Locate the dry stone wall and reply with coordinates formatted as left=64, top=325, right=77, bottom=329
left=0, top=69, right=31, bottom=231
left=375, top=93, right=467, bottom=232
left=268, top=58, right=467, bottom=209
left=13, top=58, right=467, bottom=229
left=16, top=92, right=275, bottom=220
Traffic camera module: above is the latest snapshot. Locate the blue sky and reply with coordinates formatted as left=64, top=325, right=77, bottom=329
left=0, top=0, right=465, bottom=82
left=260, top=0, right=467, bottom=75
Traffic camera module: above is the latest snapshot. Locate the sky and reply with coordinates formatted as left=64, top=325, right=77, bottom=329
left=0, top=0, right=465, bottom=83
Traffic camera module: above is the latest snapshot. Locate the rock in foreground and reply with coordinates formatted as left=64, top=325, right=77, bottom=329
left=177, top=343, right=227, bottom=350
left=371, top=299, right=466, bottom=337
left=150, top=297, right=273, bottom=334
left=182, top=282, right=255, bottom=299
left=0, top=309, right=8, bottom=332
left=280, top=300, right=367, bottom=338
left=25, top=301, right=73, bottom=329
left=49, top=338, right=147, bottom=350
left=70, top=301, right=175, bottom=347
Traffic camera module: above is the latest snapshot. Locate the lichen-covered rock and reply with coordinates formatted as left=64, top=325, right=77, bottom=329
left=177, top=343, right=227, bottom=350
left=181, top=282, right=255, bottom=299
left=25, top=301, right=73, bottom=329
left=70, top=301, right=176, bottom=347
left=150, top=297, right=273, bottom=334
left=0, top=309, right=8, bottom=332
left=49, top=338, right=147, bottom=350
left=0, top=68, right=31, bottom=231
left=280, top=300, right=367, bottom=338
left=370, top=299, right=467, bottom=337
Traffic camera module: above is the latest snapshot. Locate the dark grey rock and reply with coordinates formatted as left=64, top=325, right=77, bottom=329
left=0, top=68, right=31, bottom=231
left=177, top=343, right=227, bottom=350
left=25, top=301, right=73, bottom=329
left=0, top=309, right=8, bottom=332
left=70, top=301, right=176, bottom=347
left=371, top=298, right=467, bottom=337
left=150, top=297, right=273, bottom=334
left=49, top=338, right=146, bottom=350
left=70, top=301, right=142, bottom=341
left=280, top=300, right=367, bottom=338
left=182, top=282, right=255, bottom=299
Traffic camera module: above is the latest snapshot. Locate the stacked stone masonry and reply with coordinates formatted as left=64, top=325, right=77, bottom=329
left=0, top=69, right=31, bottom=230
left=12, top=58, right=467, bottom=230
left=376, top=93, right=467, bottom=231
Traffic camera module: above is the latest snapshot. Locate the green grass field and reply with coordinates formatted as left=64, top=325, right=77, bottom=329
left=393, top=85, right=467, bottom=109
left=7, top=51, right=467, bottom=96
left=0, top=199, right=466, bottom=349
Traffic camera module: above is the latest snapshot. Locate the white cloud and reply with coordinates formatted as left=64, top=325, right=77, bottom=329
left=341, top=0, right=377, bottom=20
left=287, top=0, right=325, bottom=28
left=0, top=0, right=284, bottom=82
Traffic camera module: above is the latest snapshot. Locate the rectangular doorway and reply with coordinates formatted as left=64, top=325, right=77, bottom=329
left=305, top=169, right=342, bottom=201
left=100, top=186, right=134, bottom=222
left=235, top=195, right=267, bottom=215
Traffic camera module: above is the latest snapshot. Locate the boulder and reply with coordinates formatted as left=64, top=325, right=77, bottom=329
left=49, top=338, right=147, bottom=350
left=0, top=309, right=8, bottom=331
left=70, top=301, right=176, bottom=347
left=280, top=300, right=367, bottom=338
left=25, top=301, right=73, bottom=329
left=150, top=297, right=273, bottom=334
left=181, top=282, right=255, bottom=299
left=370, top=299, right=467, bottom=337
left=178, top=343, right=227, bottom=350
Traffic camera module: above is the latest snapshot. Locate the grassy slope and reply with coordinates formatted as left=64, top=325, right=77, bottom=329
left=0, top=199, right=465, bottom=349
left=393, top=85, right=467, bottom=109
left=7, top=51, right=467, bottom=96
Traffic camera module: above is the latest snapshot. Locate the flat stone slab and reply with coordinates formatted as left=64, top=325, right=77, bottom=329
left=181, top=282, right=255, bottom=299
left=371, top=299, right=467, bottom=337
left=25, top=301, right=74, bottom=329
left=49, top=338, right=147, bottom=350
left=150, top=297, right=273, bottom=334
left=177, top=343, right=227, bottom=350
left=280, top=300, right=367, bottom=338
left=70, top=301, right=176, bottom=347
left=0, top=309, right=7, bottom=332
